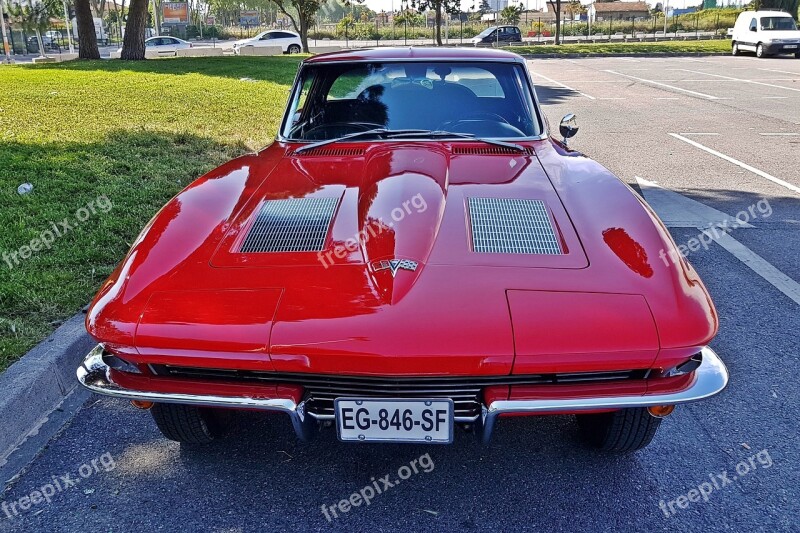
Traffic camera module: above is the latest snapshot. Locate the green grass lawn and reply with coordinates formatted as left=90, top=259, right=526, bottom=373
left=0, top=56, right=304, bottom=371
left=512, top=39, right=732, bottom=55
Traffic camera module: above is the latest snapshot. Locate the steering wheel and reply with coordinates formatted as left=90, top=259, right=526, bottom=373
left=302, top=121, right=385, bottom=140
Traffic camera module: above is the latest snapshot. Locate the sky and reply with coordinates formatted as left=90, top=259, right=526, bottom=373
left=359, top=0, right=744, bottom=13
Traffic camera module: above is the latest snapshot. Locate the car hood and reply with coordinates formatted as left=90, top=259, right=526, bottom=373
left=763, top=30, right=800, bottom=40
left=87, top=140, right=717, bottom=375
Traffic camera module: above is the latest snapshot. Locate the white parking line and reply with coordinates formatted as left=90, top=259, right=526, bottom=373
left=680, top=132, right=720, bottom=136
left=675, top=68, right=800, bottom=94
left=598, top=97, right=625, bottom=100
left=669, top=133, right=800, bottom=195
left=653, top=97, right=680, bottom=100
left=529, top=71, right=596, bottom=100
left=762, top=96, right=789, bottom=99
left=759, top=132, right=800, bottom=136
left=758, top=68, right=800, bottom=77
left=708, top=232, right=800, bottom=306
left=603, top=70, right=720, bottom=99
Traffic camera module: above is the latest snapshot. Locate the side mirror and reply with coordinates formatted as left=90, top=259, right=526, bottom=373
left=559, top=113, right=579, bottom=146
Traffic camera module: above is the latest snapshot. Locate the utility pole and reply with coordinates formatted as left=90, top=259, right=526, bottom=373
left=663, top=0, right=668, bottom=35
left=62, top=0, right=75, bottom=53
left=0, top=0, right=12, bottom=63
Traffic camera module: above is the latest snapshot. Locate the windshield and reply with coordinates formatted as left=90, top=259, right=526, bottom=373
left=282, top=61, right=541, bottom=141
left=476, top=27, right=496, bottom=38
left=760, top=17, right=797, bottom=30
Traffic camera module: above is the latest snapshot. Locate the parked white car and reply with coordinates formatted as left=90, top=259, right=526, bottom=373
left=731, top=10, right=800, bottom=58
left=117, top=36, right=193, bottom=57
left=232, top=30, right=302, bottom=55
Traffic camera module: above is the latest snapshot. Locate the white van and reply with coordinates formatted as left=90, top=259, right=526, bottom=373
left=731, top=11, right=800, bottom=58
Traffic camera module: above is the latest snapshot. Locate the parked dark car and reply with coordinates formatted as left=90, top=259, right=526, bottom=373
left=26, top=36, right=61, bottom=54
left=471, top=25, right=523, bottom=46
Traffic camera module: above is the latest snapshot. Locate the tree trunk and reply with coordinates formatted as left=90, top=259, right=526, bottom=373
left=33, top=28, right=46, bottom=57
left=299, top=16, right=309, bottom=53
left=555, top=11, right=561, bottom=44
left=434, top=4, right=442, bottom=46
left=122, top=0, right=148, bottom=59
left=75, top=0, right=100, bottom=59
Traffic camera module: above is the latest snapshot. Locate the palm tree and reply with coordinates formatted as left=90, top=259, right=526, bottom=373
left=500, top=4, right=523, bottom=24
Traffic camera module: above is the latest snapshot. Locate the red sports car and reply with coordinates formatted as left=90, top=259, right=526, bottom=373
left=78, top=48, right=728, bottom=451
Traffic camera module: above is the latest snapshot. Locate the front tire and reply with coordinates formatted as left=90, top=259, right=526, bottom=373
left=576, top=407, right=662, bottom=452
left=756, top=43, right=765, bottom=58
left=732, top=41, right=739, bottom=56
left=287, top=44, right=301, bottom=54
left=151, top=403, right=232, bottom=444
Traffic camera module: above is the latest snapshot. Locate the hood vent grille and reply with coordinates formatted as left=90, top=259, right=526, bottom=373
left=293, top=147, right=365, bottom=157
left=468, top=198, right=563, bottom=255
left=452, top=146, right=534, bottom=156
left=240, top=197, right=338, bottom=253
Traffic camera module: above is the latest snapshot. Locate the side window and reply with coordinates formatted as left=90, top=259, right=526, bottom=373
left=749, top=18, right=757, bottom=31
left=260, top=33, right=272, bottom=40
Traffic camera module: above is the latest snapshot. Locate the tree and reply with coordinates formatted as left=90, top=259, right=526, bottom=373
left=478, top=0, right=490, bottom=14
left=121, top=0, right=147, bottom=59
left=74, top=0, right=100, bottom=59
left=547, top=0, right=562, bottom=44
left=411, top=0, right=459, bottom=45
left=272, top=0, right=332, bottom=53
left=758, top=0, right=799, bottom=21
left=500, top=4, right=522, bottom=24
left=10, top=0, right=59, bottom=57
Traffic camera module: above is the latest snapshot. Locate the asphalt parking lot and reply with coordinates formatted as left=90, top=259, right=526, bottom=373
left=1, top=55, right=798, bottom=533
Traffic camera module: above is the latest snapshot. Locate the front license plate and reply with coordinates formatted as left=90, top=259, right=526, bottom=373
left=785, top=45, right=798, bottom=49
left=335, top=398, right=453, bottom=443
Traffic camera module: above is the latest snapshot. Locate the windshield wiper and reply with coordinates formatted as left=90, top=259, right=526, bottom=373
left=293, top=128, right=430, bottom=154
left=384, top=130, right=526, bottom=151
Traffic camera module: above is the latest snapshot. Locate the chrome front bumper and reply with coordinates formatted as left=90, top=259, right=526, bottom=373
left=77, top=345, right=728, bottom=443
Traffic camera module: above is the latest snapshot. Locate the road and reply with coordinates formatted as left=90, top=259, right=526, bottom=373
left=1, top=55, right=798, bottom=533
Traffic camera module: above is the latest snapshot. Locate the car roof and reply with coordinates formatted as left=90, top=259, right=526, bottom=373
left=304, top=47, right=526, bottom=65
left=740, top=10, right=794, bottom=16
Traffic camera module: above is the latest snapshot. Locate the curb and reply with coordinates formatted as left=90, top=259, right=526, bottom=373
left=520, top=52, right=729, bottom=59
left=0, top=312, right=93, bottom=463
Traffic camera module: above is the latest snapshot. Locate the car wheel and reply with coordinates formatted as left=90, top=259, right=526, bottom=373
left=288, top=44, right=301, bottom=54
left=576, top=407, right=662, bottom=452
left=151, top=403, right=232, bottom=444
left=756, top=43, right=765, bottom=58
left=731, top=41, right=739, bottom=56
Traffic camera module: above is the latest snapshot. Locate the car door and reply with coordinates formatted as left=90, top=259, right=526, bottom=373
left=255, top=32, right=274, bottom=48
left=272, top=32, right=294, bottom=51
left=144, top=38, right=161, bottom=53
left=159, top=37, right=179, bottom=54
left=744, top=17, right=758, bottom=49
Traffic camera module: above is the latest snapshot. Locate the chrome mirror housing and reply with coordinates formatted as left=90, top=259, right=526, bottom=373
left=559, top=113, right=579, bottom=146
